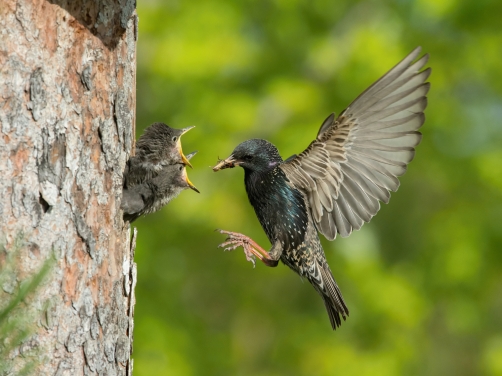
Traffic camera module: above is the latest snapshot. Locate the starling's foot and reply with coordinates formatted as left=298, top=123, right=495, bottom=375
left=217, top=230, right=257, bottom=267
left=216, top=229, right=279, bottom=268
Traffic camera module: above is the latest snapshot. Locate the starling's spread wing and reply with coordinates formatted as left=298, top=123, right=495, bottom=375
left=281, top=47, right=430, bottom=240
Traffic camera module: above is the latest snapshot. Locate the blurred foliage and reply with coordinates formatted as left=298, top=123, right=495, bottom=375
left=0, top=238, right=53, bottom=375
left=134, top=0, right=502, bottom=375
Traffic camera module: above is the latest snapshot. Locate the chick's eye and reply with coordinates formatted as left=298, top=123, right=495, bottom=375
left=172, top=136, right=177, bottom=142
left=178, top=166, right=183, bottom=171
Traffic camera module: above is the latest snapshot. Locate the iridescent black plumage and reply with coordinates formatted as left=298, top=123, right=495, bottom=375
left=217, top=139, right=349, bottom=328
left=246, top=166, right=308, bottom=253
left=236, top=140, right=309, bottom=252
left=214, top=47, right=430, bottom=330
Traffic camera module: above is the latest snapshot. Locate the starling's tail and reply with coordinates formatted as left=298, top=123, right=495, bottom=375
left=315, top=262, right=349, bottom=330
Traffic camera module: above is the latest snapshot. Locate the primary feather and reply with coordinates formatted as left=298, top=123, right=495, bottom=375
left=281, top=46, right=430, bottom=239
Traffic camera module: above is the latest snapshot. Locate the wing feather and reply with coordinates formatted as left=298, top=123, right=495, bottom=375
left=281, top=47, right=429, bottom=239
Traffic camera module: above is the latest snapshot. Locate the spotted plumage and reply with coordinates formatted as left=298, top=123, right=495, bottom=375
left=217, top=140, right=349, bottom=328
left=213, top=47, right=430, bottom=330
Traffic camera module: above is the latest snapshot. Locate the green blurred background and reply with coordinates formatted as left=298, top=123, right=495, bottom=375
left=133, top=0, right=502, bottom=375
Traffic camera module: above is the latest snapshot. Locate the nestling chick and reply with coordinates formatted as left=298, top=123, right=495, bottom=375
left=122, top=151, right=199, bottom=223
left=124, top=123, right=195, bottom=189
left=213, top=47, right=430, bottom=330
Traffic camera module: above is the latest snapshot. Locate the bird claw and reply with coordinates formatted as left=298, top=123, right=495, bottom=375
left=218, top=240, right=244, bottom=253
left=244, top=249, right=256, bottom=268
left=220, top=243, right=240, bottom=252
left=216, top=229, right=257, bottom=267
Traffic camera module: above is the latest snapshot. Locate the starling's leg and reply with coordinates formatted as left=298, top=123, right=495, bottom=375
left=219, top=236, right=257, bottom=267
left=216, top=230, right=279, bottom=267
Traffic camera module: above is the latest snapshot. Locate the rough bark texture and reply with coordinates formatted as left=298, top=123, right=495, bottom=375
left=0, top=0, right=137, bottom=374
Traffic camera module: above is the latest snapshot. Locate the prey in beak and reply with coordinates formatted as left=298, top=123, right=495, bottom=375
left=212, top=155, right=239, bottom=172
left=177, top=126, right=196, bottom=168
left=183, top=150, right=200, bottom=193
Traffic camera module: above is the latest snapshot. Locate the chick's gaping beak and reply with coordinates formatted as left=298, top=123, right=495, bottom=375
left=212, top=155, right=239, bottom=172
left=185, top=150, right=198, bottom=161
left=181, top=125, right=196, bottom=136
left=182, top=168, right=200, bottom=193
left=177, top=126, right=196, bottom=168
left=180, top=151, right=192, bottom=168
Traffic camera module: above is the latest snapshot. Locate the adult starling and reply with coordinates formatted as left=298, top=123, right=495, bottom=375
left=213, top=47, right=430, bottom=330
left=122, top=151, right=199, bottom=223
left=123, top=123, right=195, bottom=189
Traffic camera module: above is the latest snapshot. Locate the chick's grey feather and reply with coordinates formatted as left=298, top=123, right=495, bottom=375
left=124, top=123, right=189, bottom=188
left=122, top=163, right=189, bottom=223
left=121, top=122, right=197, bottom=223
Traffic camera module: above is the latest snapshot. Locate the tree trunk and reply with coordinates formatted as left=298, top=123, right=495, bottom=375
left=0, top=0, right=137, bottom=374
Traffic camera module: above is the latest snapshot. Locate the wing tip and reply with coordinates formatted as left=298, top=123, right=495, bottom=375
left=407, top=46, right=423, bottom=62
left=423, top=67, right=432, bottom=80
left=421, top=96, right=429, bottom=112
left=411, top=45, right=422, bottom=55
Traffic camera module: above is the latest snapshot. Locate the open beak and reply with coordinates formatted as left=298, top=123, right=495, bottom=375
left=177, top=126, right=195, bottom=168
left=183, top=150, right=199, bottom=193
left=212, top=155, right=239, bottom=172
left=185, top=150, right=197, bottom=161
left=182, top=168, right=200, bottom=193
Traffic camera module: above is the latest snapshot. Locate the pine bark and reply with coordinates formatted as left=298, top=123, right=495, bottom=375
left=0, top=0, right=137, bottom=374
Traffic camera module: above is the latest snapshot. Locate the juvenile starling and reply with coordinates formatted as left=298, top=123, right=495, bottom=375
left=213, top=47, right=430, bottom=329
left=122, top=151, right=199, bottom=223
left=124, top=123, right=195, bottom=189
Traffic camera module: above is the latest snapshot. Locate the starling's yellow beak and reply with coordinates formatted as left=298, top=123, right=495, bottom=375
left=177, top=126, right=195, bottom=168
left=212, top=155, right=239, bottom=171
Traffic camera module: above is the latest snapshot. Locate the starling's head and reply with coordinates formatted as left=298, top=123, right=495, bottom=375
left=136, top=122, right=195, bottom=168
left=213, top=139, right=283, bottom=173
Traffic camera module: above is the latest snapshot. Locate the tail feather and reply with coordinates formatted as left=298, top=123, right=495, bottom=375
left=317, top=261, right=349, bottom=330
left=322, top=295, right=343, bottom=329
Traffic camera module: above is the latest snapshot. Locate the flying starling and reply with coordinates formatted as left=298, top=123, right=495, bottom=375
left=122, top=151, right=199, bottom=223
left=123, top=123, right=195, bottom=189
left=212, top=47, right=430, bottom=330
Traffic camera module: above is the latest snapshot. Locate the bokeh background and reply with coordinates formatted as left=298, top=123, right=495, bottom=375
left=133, top=0, right=502, bottom=375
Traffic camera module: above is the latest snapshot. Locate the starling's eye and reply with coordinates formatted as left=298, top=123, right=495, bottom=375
left=172, top=136, right=178, bottom=142
left=243, top=155, right=253, bottom=162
